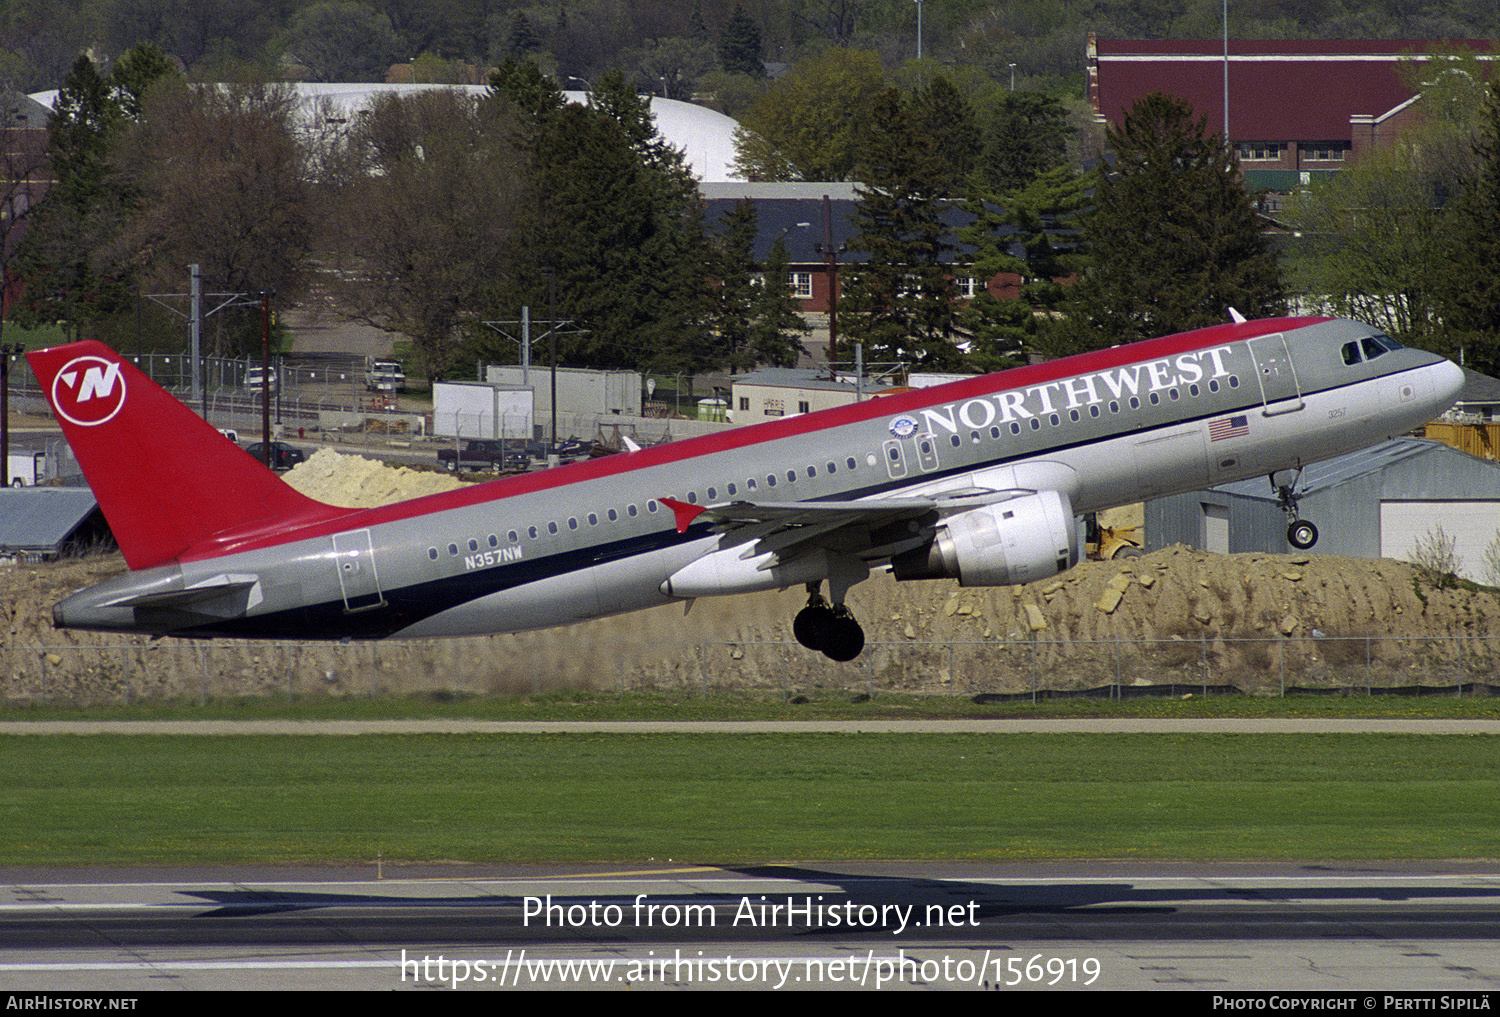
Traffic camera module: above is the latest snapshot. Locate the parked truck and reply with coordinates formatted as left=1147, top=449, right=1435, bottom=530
left=437, top=439, right=529, bottom=473
left=365, top=358, right=406, bottom=393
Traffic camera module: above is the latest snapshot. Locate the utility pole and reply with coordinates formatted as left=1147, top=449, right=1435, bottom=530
left=146, top=266, right=260, bottom=421
left=259, top=290, right=274, bottom=466
left=822, top=195, right=840, bottom=365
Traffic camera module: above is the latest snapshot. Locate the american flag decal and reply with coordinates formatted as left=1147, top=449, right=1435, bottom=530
left=1209, top=415, right=1249, bottom=441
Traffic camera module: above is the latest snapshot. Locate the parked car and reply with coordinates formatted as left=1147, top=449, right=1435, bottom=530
left=244, top=442, right=306, bottom=471
left=437, top=439, right=529, bottom=472
left=244, top=366, right=278, bottom=394
left=525, top=437, right=592, bottom=461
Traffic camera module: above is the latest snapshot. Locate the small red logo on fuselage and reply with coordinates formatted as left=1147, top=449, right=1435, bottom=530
left=52, top=355, right=127, bottom=427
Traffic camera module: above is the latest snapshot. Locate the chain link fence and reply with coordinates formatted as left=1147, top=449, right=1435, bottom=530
left=6, top=633, right=1498, bottom=706
left=7, top=352, right=429, bottom=445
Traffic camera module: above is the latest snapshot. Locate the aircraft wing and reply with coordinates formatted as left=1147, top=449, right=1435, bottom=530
left=659, top=490, right=1036, bottom=570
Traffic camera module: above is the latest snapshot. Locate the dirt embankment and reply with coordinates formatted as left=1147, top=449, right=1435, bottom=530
left=5, top=450, right=1497, bottom=701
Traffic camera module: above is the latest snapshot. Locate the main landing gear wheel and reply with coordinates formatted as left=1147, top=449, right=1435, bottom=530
left=1270, top=465, right=1320, bottom=550
left=793, top=584, right=866, bottom=661
left=821, top=609, right=865, bottom=662
left=794, top=597, right=834, bottom=651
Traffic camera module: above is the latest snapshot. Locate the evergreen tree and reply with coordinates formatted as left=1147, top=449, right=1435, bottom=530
left=1434, top=81, right=1500, bottom=373
left=713, top=200, right=809, bottom=371
left=906, top=76, right=982, bottom=197
left=110, top=41, right=179, bottom=118
left=717, top=4, right=765, bottom=79
left=505, top=11, right=541, bottom=58
left=489, top=58, right=564, bottom=124
left=12, top=56, right=134, bottom=340
left=714, top=197, right=758, bottom=371
left=959, top=163, right=1089, bottom=368
left=1064, top=93, right=1284, bottom=348
left=495, top=71, right=716, bottom=375
left=982, top=91, right=1075, bottom=195
left=749, top=235, right=811, bottom=367
left=841, top=88, right=965, bottom=371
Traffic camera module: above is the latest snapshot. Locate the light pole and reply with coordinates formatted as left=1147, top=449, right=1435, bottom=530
left=1223, top=0, right=1230, bottom=143
left=0, top=342, right=21, bottom=487
left=542, top=265, right=557, bottom=462
left=1009, top=63, right=1017, bottom=91
left=914, top=0, right=923, bottom=61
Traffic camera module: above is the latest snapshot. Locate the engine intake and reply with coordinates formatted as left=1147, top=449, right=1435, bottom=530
left=890, top=490, right=1079, bottom=586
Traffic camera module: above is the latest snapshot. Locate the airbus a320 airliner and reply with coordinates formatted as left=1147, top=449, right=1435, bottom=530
left=28, top=316, right=1463, bottom=661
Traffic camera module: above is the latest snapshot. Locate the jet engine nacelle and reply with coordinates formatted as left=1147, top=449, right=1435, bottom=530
left=890, top=490, right=1079, bottom=587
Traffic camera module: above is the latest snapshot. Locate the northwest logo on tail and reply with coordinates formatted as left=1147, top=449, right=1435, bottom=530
left=52, top=355, right=126, bottom=427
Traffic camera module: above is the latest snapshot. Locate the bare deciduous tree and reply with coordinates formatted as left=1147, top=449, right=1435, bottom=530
left=326, top=89, right=526, bottom=383
left=113, top=80, right=313, bottom=354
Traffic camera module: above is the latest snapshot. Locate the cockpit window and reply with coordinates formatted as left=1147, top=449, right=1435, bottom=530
left=1361, top=337, right=1386, bottom=360
left=1372, top=333, right=1404, bottom=351
left=1341, top=341, right=1361, bottom=365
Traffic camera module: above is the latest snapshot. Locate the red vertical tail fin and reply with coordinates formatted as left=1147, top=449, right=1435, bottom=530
left=27, top=341, right=348, bottom=570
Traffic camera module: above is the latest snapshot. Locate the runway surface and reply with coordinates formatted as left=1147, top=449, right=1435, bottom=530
left=3, top=861, right=1498, bottom=990
left=4, top=720, right=1496, bottom=990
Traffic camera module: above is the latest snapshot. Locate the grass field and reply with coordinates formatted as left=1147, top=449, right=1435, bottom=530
left=4, top=688, right=1499, bottom=722
left=2, top=731, right=1495, bottom=865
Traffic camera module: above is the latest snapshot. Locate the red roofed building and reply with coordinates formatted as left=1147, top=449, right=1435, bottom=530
left=1088, top=36, right=1499, bottom=196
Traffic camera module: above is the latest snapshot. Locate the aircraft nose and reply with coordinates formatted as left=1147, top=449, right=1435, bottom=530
left=1432, top=358, right=1465, bottom=413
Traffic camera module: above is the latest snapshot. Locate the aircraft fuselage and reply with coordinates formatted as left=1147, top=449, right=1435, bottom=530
left=42, top=317, right=1464, bottom=653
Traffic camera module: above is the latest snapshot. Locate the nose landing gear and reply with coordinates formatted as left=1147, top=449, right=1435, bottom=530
left=1271, top=466, right=1319, bottom=550
left=793, top=583, right=866, bottom=662
left=1287, top=519, right=1319, bottom=550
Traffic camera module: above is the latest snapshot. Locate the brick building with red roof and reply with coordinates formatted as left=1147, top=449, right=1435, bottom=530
left=1088, top=36, right=1498, bottom=199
